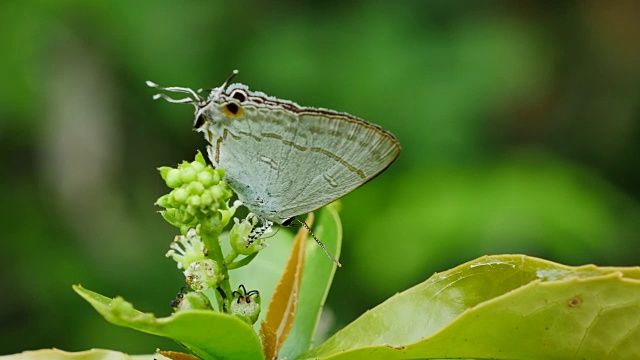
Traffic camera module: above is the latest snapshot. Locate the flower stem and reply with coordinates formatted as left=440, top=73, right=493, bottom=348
left=227, top=252, right=258, bottom=269
left=198, top=218, right=231, bottom=313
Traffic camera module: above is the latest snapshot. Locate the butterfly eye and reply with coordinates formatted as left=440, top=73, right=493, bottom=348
left=194, top=113, right=206, bottom=129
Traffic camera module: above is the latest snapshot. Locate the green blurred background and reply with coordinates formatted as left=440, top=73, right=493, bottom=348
left=2, top=0, right=640, bottom=355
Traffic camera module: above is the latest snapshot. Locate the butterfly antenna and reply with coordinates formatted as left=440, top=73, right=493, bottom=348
left=146, top=81, right=204, bottom=103
left=197, top=88, right=215, bottom=94
left=214, top=69, right=240, bottom=99
left=296, top=218, right=342, bottom=267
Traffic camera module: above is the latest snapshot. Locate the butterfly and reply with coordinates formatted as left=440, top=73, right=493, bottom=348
left=148, top=71, right=401, bottom=264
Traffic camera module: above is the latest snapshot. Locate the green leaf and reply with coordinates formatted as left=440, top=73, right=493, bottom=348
left=280, top=205, right=342, bottom=359
left=71, top=207, right=341, bottom=360
left=0, top=348, right=159, bottom=360
left=260, top=212, right=310, bottom=359
left=298, top=255, right=640, bottom=360
left=72, top=285, right=263, bottom=360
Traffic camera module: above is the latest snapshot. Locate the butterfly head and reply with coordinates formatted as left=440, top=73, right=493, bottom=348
left=147, top=69, right=246, bottom=133
left=198, top=84, right=248, bottom=131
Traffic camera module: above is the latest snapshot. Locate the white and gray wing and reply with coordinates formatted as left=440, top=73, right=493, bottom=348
left=211, top=106, right=399, bottom=223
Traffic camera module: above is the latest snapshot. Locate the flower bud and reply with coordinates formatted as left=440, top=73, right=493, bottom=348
left=184, top=259, right=222, bottom=291
left=181, top=165, right=197, bottom=183
left=188, top=195, right=201, bottom=208
left=191, top=160, right=206, bottom=172
left=211, top=184, right=231, bottom=200
left=230, top=214, right=268, bottom=255
left=230, top=285, right=261, bottom=324
left=161, top=209, right=195, bottom=229
left=187, top=182, right=205, bottom=195
left=172, top=289, right=213, bottom=312
left=156, top=152, right=235, bottom=231
left=199, top=191, right=213, bottom=207
left=173, top=188, right=188, bottom=203
left=197, top=170, right=215, bottom=187
left=186, top=205, right=197, bottom=217
left=165, top=168, right=182, bottom=188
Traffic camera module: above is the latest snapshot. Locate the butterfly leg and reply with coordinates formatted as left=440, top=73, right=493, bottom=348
left=245, top=216, right=273, bottom=248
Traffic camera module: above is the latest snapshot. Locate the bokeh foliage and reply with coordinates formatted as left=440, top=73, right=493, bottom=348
left=1, top=1, right=639, bottom=356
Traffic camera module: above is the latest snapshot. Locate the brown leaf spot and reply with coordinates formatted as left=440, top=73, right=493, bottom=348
left=567, top=296, right=583, bottom=308
left=385, top=345, right=406, bottom=350
left=156, top=349, right=200, bottom=360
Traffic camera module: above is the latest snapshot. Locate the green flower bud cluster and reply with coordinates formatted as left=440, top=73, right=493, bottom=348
left=156, top=152, right=233, bottom=232
left=230, top=285, right=261, bottom=324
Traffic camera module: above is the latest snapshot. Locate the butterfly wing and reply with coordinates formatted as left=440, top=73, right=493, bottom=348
left=205, top=99, right=400, bottom=224
left=270, top=110, right=400, bottom=219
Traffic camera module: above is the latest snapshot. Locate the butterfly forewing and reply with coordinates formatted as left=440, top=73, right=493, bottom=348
left=204, top=90, right=400, bottom=224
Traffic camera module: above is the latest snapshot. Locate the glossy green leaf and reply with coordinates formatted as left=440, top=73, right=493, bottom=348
left=299, top=255, right=640, bottom=360
left=72, top=285, right=263, bottom=360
